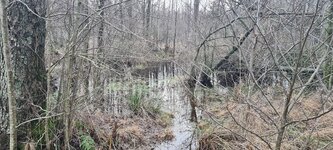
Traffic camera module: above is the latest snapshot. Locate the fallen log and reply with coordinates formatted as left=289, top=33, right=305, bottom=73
left=200, top=27, right=254, bottom=87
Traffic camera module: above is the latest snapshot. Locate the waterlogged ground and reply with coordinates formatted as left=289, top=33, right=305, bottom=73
left=77, top=62, right=198, bottom=149
left=132, top=61, right=196, bottom=149
left=149, top=65, right=196, bottom=150
left=106, top=61, right=197, bottom=149
left=87, top=61, right=333, bottom=150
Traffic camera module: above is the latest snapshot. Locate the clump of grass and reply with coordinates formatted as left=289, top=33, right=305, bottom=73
left=198, top=130, right=246, bottom=150
left=199, top=132, right=225, bottom=150
left=197, top=120, right=211, bottom=131
left=109, top=79, right=163, bottom=117
left=156, top=128, right=174, bottom=141
left=143, top=96, right=163, bottom=117
left=129, top=89, right=142, bottom=114
left=128, top=83, right=148, bottom=115
left=117, top=124, right=145, bottom=146
left=157, top=112, right=174, bottom=127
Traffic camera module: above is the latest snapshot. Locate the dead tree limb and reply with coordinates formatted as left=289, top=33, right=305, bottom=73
left=214, top=27, right=254, bottom=70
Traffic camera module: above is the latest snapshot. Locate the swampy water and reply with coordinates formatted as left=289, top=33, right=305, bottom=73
left=105, top=61, right=197, bottom=149
left=135, top=62, right=197, bottom=150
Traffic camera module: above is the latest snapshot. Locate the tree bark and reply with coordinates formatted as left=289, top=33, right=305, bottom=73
left=0, top=0, right=17, bottom=149
left=7, top=0, right=47, bottom=144
left=0, top=35, right=8, bottom=136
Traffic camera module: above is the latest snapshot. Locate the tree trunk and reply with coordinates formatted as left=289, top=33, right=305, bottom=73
left=324, top=0, right=333, bottom=89
left=145, top=0, right=151, bottom=38
left=79, top=0, right=90, bottom=99
left=63, top=0, right=89, bottom=148
left=0, top=36, right=8, bottom=137
left=193, top=0, right=200, bottom=23
left=142, top=0, right=146, bottom=35
left=120, top=0, right=124, bottom=28
left=188, top=67, right=198, bottom=122
left=165, top=2, right=170, bottom=48
left=95, top=0, right=105, bottom=103
left=0, top=0, right=17, bottom=149
left=7, top=0, right=47, bottom=144
left=45, top=14, right=51, bottom=150
left=127, top=0, right=133, bottom=38
left=63, top=1, right=78, bottom=149
left=172, top=1, right=178, bottom=57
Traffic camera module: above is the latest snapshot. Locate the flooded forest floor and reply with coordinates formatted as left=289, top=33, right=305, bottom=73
left=68, top=59, right=333, bottom=150
left=71, top=60, right=197, bottom=150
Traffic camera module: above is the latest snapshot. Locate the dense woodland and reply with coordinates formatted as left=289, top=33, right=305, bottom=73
left=1, top=0, right=333, bottom=149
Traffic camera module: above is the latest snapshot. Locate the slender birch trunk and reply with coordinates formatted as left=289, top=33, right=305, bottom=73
left=0, top=0, right=17, bottom=149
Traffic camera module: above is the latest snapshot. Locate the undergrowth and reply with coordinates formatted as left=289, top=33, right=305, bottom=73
left=75, top=121, right=97, bottom=150
left=129, top=83, right=148, bottom=114
left=197, top=84, right=333, bottom=149
left=80, top=135, right=95, bottom=150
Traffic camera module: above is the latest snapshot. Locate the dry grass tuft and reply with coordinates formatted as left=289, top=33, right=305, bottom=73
left=156, top=112, right=174, bottom=127
left=198, top=131, right=246, bottom=150
left=118, top=125, right=145, bottom=145
left=75, top=107, right=175, bottom=149
left=156, top=128, right=174, bottom=141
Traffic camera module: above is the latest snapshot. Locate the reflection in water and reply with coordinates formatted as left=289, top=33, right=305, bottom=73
left=105, top=62, right=196, bottom=149
left=150, top=62, right=196, bottom=150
